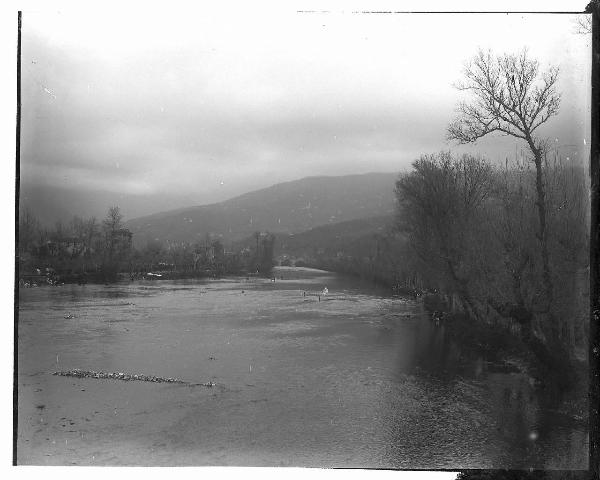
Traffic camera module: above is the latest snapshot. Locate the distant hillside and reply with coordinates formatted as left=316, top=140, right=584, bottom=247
left=265, top=214, right=406, bottom=288
left=273, top=215, right=395, bottom=259
left=125, top=172, right=397, bottom=247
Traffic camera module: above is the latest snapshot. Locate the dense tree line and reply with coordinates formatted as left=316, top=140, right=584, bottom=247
left=395, top=150, right=588, bottom=361
left=425, top=48, right=588, bottom=364
left=18, top=206, right=276, bottom=283
left=18, top=206, right=133, bottom=283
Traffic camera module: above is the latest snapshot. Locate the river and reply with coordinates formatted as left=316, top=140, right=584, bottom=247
left=16, top=267, right=587, bottom=468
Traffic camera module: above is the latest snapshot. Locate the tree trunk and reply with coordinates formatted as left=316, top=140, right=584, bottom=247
left=529, top=141, right=553, bottom=311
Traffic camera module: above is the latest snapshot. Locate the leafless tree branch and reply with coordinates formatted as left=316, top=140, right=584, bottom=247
left=446, top=49, right=560, bottom=151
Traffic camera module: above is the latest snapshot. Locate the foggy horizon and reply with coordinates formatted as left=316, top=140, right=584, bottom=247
left=20, top=9, right=590, bottom=222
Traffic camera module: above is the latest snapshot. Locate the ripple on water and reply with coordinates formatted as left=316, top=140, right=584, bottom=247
left=17, top=270, right=588, bottom=468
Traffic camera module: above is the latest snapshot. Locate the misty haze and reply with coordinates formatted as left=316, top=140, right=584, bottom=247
left=17, top=7, right=590, bottom=470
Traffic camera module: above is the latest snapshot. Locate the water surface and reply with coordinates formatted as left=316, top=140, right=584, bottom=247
left=17, top=267, right=587, bottom=468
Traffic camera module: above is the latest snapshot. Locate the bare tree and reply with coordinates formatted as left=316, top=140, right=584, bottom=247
left=573, top=14, right=592, bottom=34
left=84, top=217, right=98, bottom=257
left=395, top=152, right=495, bottom=317
left=253, top=231, right=261, bottom=268
left=447, top=49, right=561, bottom=310
left=19, top=207, right=39, bottom=255
left=103, top=206, right=123, bottom=232
left=103, top=206, right=124, bottom=260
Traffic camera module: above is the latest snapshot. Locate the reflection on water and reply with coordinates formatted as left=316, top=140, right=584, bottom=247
left=17, top=267, right=587, bottom=468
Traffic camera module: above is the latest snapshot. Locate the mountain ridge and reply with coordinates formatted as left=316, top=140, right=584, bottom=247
left=125, top=172, right=398, bottom=247
left=126, top=172, right=397, bottom=219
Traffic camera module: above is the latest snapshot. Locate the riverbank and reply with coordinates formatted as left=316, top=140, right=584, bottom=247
left=18, top=268, right=276, bottom=287
left=419, top=295, right=588, bottom=426
left=285, top=265, right=589, bottom=426
left=279, top=264, right=588, bottom=392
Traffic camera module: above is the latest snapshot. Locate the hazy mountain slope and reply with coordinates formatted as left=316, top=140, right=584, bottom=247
left=273, top=215, right=394, bottom=258
left=125, top=173, right=397, bottom=247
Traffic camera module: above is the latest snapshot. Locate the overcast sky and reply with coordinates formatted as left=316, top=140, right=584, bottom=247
left=20, top=7, right=591, bottom=220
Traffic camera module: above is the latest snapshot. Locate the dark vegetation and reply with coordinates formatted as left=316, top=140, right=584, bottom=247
left=284, top=150, right=588, bottom=385
left=395, top=150, right=588, bottom=366
left=17, top=205, right=277, bottom=285
left=273, top=215, right=414, bottom=287
left=412, top=49, right=589, bottom=376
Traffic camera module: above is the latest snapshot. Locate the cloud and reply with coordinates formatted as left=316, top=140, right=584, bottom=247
left=19, top=10, right=590, bottom=221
